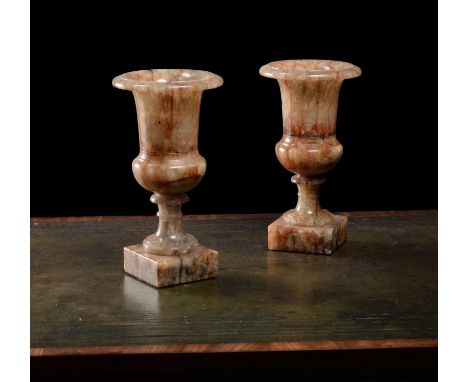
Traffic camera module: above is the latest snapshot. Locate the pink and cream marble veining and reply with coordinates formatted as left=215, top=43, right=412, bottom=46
left=260, top=60, right=361, bottom=254
left=113, top=69, right=223, bottom=287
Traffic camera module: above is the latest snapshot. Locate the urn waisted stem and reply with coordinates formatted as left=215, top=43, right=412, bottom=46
left=283, top=175, right=334, bottom=227
left=143, top=193, right=198, bottom=256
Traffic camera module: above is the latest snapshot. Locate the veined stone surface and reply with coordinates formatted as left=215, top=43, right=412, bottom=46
left=260, top=60, right=361, bottom=254
left=268, top=214, right=348, bottom=255
left=113, top=69, right=222, bottom=287
left=124, top=245, right=219, bottom=288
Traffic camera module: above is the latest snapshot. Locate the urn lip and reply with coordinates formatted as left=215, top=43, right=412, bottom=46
left=260, top=59, right=361, bottom=81
left=112, top=69, right=223, bottom=91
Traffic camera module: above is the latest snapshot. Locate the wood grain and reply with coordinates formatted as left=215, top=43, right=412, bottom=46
left=31, top=338, right=437, bottom=357
left=30, top=210, right=436, bottom=222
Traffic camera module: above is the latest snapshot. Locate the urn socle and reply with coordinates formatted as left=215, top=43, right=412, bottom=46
left=260, top=60, right=361, bottom=254
left=112, top=69, right=223, bottom=287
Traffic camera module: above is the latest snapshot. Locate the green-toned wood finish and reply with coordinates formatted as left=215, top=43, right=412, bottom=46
left=31, top=212, right=437, bottom=351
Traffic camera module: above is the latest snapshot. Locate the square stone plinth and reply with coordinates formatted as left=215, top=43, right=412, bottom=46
left=124, top=244, right=218, bottom=288
left=268, top=214, right=347, bottom=255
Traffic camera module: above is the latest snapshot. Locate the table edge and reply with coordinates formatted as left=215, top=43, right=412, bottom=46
left=31, top=210, right=437, bottom=222
left=30, top=338, right=437, bottom=357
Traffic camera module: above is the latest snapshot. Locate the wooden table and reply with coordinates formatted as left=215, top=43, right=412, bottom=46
left=31, top=211, right=437, bottom=380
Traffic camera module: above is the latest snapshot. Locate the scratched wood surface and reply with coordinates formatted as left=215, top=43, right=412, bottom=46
left=30, top=212, right=437, bottom=354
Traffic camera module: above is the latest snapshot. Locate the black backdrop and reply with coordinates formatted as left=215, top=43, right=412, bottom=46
left=31, top=1, right=437, bottom=217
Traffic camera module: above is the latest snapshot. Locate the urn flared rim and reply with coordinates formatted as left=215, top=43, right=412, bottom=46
left=112, top=69, right=223, bottom=91
left=260, top=59, right=361, bottom=81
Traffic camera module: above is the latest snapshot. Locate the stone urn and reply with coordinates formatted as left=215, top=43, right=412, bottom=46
left=112, top=69, right=223, bottom=287
left=260, top=60, right=361, bottom=254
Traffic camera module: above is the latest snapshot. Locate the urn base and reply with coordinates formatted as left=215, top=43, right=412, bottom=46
left=123, top=244, right=218, bottom=288
left=268, top=213, right=347, bottom=255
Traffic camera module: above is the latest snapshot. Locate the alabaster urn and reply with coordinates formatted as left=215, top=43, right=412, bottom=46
left=260, top=60, right=361, bottom=254
left=112, top=69, right=223, bottom=287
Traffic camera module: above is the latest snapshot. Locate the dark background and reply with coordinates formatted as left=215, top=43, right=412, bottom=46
left=31, top=1, right=437, bottom=217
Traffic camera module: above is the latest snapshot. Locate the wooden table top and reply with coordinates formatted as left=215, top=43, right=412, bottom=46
left=30, top=211, right=437, bottom=357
